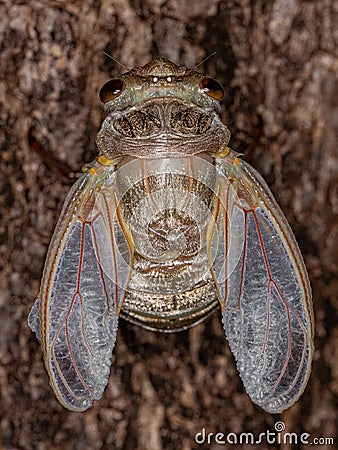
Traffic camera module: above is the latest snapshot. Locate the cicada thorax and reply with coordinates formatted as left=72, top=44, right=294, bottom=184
left=96, top=99, right=230, bottom=159
left=114, top=154, right=219, bottom=331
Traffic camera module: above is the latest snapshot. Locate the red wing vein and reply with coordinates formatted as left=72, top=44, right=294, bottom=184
left=100, top=193, right=120, bottom=310
left=251, top=210, right=292, bottom=389
left=90, top=216, right=111, bottom=313
left=51, top=220, right=93, bottom=398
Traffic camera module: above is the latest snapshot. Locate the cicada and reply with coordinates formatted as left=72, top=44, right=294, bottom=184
left=28, top=58, right=314, bottom=413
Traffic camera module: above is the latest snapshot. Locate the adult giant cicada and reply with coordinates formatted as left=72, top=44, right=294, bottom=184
left=28, top=58, right=314, bottom=413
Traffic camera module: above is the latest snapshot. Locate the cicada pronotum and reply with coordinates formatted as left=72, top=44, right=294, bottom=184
left=28, top=58, right=314, bottom=413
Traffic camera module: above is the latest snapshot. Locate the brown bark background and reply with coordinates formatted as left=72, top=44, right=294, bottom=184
left=1, top=1, right=337, bottom=449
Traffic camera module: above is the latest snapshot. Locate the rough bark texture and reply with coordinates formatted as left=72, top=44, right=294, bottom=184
left=1, top=1, right=337, bottom=449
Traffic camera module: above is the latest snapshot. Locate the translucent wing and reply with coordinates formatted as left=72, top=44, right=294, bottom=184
left=28, top=164, right=133, bottom=411
left=210, top=155, right=314, bottom=413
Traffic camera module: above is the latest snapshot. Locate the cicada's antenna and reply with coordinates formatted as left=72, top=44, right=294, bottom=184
left=103, top=52, right=130, bottom=70
left=194, top=52, right=217, bottom=70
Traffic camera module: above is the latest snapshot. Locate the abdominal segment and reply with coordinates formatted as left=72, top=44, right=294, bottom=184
left=115, top=155, right=219, bottom=331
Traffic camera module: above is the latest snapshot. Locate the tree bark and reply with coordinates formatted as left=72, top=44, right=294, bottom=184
left=1, top=1, right=337, bottom=449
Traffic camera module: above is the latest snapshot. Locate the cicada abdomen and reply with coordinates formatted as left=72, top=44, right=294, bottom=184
left=113, top=155, right=219, bottom=331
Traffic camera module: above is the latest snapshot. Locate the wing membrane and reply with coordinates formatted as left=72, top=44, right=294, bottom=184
left=28, top=165, right=132, bottom=411
left=211, top=156, right=314, bottom=413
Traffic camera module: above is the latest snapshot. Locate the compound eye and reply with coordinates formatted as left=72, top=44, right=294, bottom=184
left=99, top=79, right=126, bottom=103
left=199, top=77, right=224, bottom=101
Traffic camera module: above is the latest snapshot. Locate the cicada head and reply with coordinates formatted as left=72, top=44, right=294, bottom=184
left=96, top=58, right=231, bottom=159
